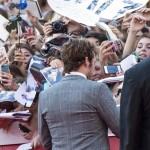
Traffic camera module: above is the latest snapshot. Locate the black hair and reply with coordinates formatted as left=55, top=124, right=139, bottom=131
left=85, top=31, right=107, bottom=43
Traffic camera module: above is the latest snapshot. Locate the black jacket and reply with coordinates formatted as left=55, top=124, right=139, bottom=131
left=120, top=58, right=150, bottom=150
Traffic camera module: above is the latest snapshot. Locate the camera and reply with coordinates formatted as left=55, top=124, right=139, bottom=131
left=40, top=43, right=61, bottom=58
left=41, top=34, right=70, bottom=58
left=51, top=20, right=67, bottom=33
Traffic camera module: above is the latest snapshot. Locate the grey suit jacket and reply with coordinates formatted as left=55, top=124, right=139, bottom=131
left=38, top=75, right=119, bottom=150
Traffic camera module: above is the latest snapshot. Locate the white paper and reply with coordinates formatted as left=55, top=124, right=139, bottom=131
left=48, top=0, right=99, bottom=26
left=47, top=0, right=148, bottom=26
left=0, top=40, right=4, bottom=48
left=0, top=15, right=9, bottom=41
left=120, top=54, right=137, bottom=72
left=96, top=22, right=117, bottom=40
left=15, top=60, right=38, bottom=107
left=0, top=91, right=16, bottom=102
left=0, top=110, right=31, bottom=121
left=15, top=82, right=36, bottom=107
left=97, top=75, right=124, bottom=83
left=17, top=143, right=32, bottom=150
left=108, top=129, right=115, bottom=136
left=0, top=121, right=30, bottom=145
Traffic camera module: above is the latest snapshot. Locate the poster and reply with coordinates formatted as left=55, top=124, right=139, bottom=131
left=0, top=15, right=9, bottom=42
left=48, top=0, right=149, bottom=26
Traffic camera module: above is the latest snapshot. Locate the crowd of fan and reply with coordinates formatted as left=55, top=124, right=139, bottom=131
left=0, top=0, right=150, bottom=149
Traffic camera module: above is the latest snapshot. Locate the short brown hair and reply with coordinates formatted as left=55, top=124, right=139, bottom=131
left=62, top=38, right=96, bottom=73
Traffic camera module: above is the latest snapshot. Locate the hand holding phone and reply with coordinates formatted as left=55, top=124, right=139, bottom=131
left=23, top=27, right=35, bottom=39
left=0, top=65, right=15, bottom=89
left=111, top=40, right=123, bottom=53
left=1, top=64, right=10, bottom=73
left=99, top=41, right=119, bottom=65
left=0, top=72, right=13, bottom=88
left=43, top=22, right=53, bottom=37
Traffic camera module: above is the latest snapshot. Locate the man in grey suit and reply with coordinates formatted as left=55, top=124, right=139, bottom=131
left=38, top=38, right=119, bottom=150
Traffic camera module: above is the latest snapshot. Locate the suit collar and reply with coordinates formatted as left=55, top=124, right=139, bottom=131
left=62, top=74, right=87, bottom=81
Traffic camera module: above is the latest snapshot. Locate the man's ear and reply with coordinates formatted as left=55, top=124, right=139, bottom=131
left=85, top=57, right=90, bottom=67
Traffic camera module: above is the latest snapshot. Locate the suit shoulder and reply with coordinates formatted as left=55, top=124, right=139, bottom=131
left=126, top=58, right=150, bottom=77
left=39, top=84, right=56, bottom=98
left=86, top=79, right=108, bottom=91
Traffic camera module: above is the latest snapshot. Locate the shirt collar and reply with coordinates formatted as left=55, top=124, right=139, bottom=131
left=65, top=71, right=87, bottom=79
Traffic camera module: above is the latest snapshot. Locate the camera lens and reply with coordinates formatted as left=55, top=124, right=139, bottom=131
left=51, top=20, right=67, bottom=33
left=53, top=22, right=62, bottom=31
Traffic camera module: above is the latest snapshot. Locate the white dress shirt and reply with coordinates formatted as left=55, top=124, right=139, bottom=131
left=65, top=72, right=87, bottom=79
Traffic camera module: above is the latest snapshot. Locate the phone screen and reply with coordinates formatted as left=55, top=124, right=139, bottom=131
left=104, top=65, right=121, bottom=74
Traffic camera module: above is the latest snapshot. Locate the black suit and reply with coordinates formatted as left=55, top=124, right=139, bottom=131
left=120, top=58, right=150, bottom=150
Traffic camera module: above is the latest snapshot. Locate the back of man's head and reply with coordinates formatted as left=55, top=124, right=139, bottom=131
left=62, top=38, right=95, bottom=73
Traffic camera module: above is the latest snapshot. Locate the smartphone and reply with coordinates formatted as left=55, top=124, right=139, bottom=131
left=1, top=64, right=10, bottom=73
left=112, top=40, right=123, bottom=53
left=6, top=20, right=18, bottom=33
left=104, top=65, right=122, bottom=74
left=23, top=27, right=35, bottom=39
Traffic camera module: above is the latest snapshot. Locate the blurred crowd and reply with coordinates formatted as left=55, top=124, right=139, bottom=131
left=0, top=0, right=150, bottom=149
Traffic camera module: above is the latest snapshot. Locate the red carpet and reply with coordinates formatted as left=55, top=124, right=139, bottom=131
left=109, top=137, right=120, bottom=150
